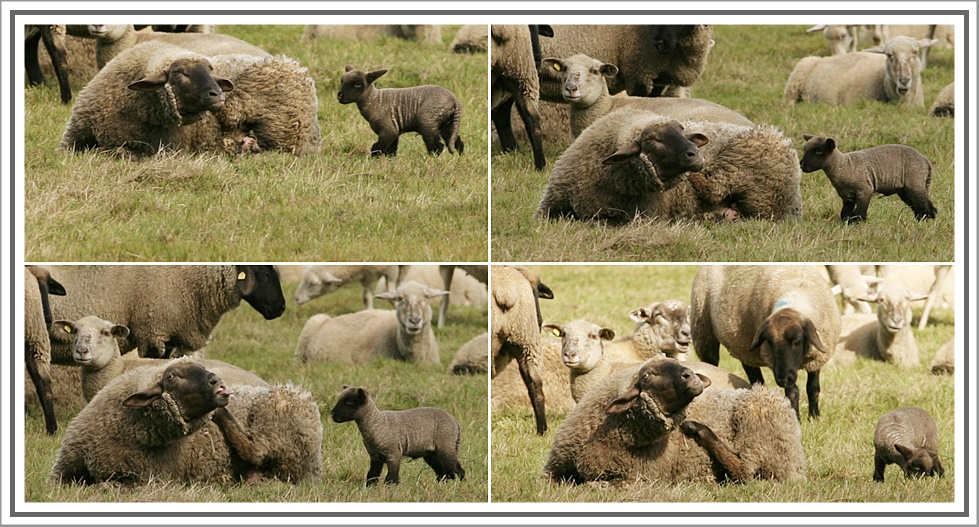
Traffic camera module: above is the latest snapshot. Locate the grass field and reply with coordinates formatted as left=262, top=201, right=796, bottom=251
left=490, top=25, right=957, bottom=262
left=23, top=25, right=489, bottom=262
left=22, top=265, right=489, bottom=503
left=490, top=264, right=957, bottom=505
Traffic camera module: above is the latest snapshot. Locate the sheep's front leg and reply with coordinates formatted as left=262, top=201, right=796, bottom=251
left=384, top=456, right=402, bottom=484
left=365, top=456, right=385, bottom=486
left=517, top=353, right=547, bottom=435
left=211, top=407, right=267, bottom=467
left=492, top=98, right=518, bottom=152
left=873, top=453, right=887, bottom=482
left=25, top=32, right=45, bottom=85
left=25, top=350, right=57, bottom=435
left=806, top=369, right=821, bottom=419
left=680, top=420, right=749, bottom=483
left=742, top=364, right=765, bottom=385
left=371, top=128, right=400, bottom=157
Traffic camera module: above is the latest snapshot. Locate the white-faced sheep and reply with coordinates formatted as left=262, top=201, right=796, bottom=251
left=295, top=281, right=447, bottom=365
left=784, top=36, right=937, bottom=107
left=930, top=82, right=954, bottom=117
left=304, top=25, right=442, bottom=44
left=87, top=24, right=269, bottom=69
left=929, top=340, right=954, bottom=375
left=44, top=265, right=285, bottom=362
left=331, top=385, right=464, bottom=485
left=447, top=333, right=489, bottom=375
left=437, top=264, right=488, bottom=328
left=610, top=299, right=695, bottom=362
left=825, top=264, right=884, bottom=314
left=24, top=266, right=67, bottom=435
left=691, top=265, right=841, bottom=420
left=542, top=358, right=805, bottom=484
left=338, top=65, right=463, bottom=157
left=450, top=24, right=488, bottom=53
left=873, top=406, right=945, bottom=482
left=800, top=134, right=937, bottom=223
left=491, top=25, right=551, bottom=171
left=51, top=358, right=322, bottom=485
left=833, top=282, right=928, bottom=368
left=25, top=25, right=71, bottom=103
left=293, top=265, right=406, bottom=309
left=806, top=24, right=858, bottom=55
left=491, top=265, right=555, bottom=435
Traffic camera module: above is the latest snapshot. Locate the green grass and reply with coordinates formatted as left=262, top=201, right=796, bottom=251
left=491, top=25, right=956, bottom=262
left=491, top=264, right=956, bottom=504
left=23, top=266, right=489, bottom=503
left=24, top=25, right=488, bottom=262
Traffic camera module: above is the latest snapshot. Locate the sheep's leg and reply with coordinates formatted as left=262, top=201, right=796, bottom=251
left=897, top=189, right=937, bottom=220
left=848, top=193, right=873, bottom=223
left=437, top=265, right=455, bottom=328
left=839, top=199, right=862, bottom=224
left=365, top=456, right=385, bottom=486
left=210, top=407, right=267, bottom=466
left=783, top=381, right=802, bottom=421
left=25, top=32, right=46, bottom=85
left=517, top=353, right=547, bottom=435
left=371, top=131, right=399, bottom=157
left=424, top=452, right=463, bottom=481
left=511, top=90, right=546, bottom=171
left=742, top=364, right=765, bottom=385
left=918, top=265, right=951, bottom=330
left=873, top=453, right=887, bottom=482
left=362, top=283, right=374, bottom=310
left=680, top=421, right=750, bottom=483
left=24, top=349, right=57, bottom=435
left=422, top=131, right=445, bottom=156
left=806, top=370, right=821, bottom=419
left=492, top=98, right=519, bottom=152
left=40, top=28, right=71, bottom=104
left=384, top=456, right=402, bottom=484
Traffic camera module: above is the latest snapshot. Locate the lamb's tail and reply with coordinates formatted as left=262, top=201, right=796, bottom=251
left=448, top=101, right=464, bottom=155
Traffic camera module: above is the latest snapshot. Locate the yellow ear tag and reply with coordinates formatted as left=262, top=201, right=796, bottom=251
left=237, top=272, right=246, bottom=280
left=550, top=327, right=561, bottom=337
left=63, top=325, right=72, bottom=334
left=553, top=63, right=562, bottom=71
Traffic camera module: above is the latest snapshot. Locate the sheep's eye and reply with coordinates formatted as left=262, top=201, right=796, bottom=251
left=815, top=150, right=824, bottom=155
left=354, top=82, right=363, bottom=88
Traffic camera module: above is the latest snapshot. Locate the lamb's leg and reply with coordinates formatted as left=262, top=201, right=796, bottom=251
left=806, top=369, right=821, bottom=419
left=366, top=456, right=384, bottom=486
left=25, top=32, right=45, bottom=85
left=517, top=353, right=547, bottom=435
left=846, top=192, right=873, bottom=223
left=873, top=453, right=887, bottom=482
left=422, top=131, right=445, bottom=155
left=897, top=189, right=937, bottom=220
left=384, top=456, right=402, bottom=484
left=424, top=452, right=463, bottom=481
left=210, top=407, right=267, bottom=466
left=25, top=350, right=57, bottom=435
left=492, top=98, right=518, bottom=152
left=371, top=131, right=399, bottom=157
left=680, top=420, right=750, bottom=483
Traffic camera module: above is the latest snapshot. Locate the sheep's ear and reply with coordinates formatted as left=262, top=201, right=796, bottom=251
left=356, top=387, right=369, bottom=401
left=748, top=322, right=769, bottom=352
left=122, top=384, right=165, bottom=408
left=542, top=324, right=563, bottom=338
left=536, top=282, right=554, bottom=300
left=537, top=25, right=554, bottom=38
left=629, top=307, right=651, bottom=323
left=802, top=133, right=814, bottom=141
left=803, top=319, right=827, bottom=353
left=127, top=72, right=169, bottom=91
left=47, top=278, right=66, bottom=296
left=601, top=142, right=642, bottom=165
left=824, top=138, right=836, bottom=151
left=909, top=292, right=930, bottom=302
left=600, top=63, right=619, bottom=78
left=599, top=328, right=615, bottom=341
left=366, top=69, right=387, bottom=84
left=606, top=387, right=641, bottom=415
left=541, top=58, right=563, bottom=73
left=857, top=292, right=880, bottom=303
left=374, top=290, right=400, bottom=302
left=425, top=288, right=450, bottom=299
left=806, top=25, right=826, bottom=33
left=696, top=373, right=712, bottom=389
left=863, top=44, right=885, bottom=54
left=322, top=272, right=343, bottom=285
left=235, top=266, right=257, bottom=295
left=112, top=325, right=131, bottom=339
left=50, top=320, right=75, bottom=342
left=686, top=133, right=709, bottom=148
left=214, top=76, right=234, bottom=92
left=344, top=65, right=355, bottom=72
left=917, top=38, right=939, bottom=50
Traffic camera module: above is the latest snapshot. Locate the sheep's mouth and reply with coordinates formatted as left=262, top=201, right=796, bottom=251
left=896, top=87, right=910, bottom=95
left=73, top=356, right=93, bottom=365
left=563, top=358, right=581, bottom=367
left=674, top=341, right=691, bottom=353
left=404, top=324, right=424, bottom=334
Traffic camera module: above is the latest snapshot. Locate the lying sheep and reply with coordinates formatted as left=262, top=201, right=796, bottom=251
left=873, top=406, right=945, bottom=481
left=293, top=265, right=406, bottom=309
left=24, top=266, right=67, bottom=435
left=295, top=281, right=447, bottom=365
left=833, top=282, right=928, bottom=368
left=437, top=264, right=488, bottom=328
left=45, top=265, right=285, bottom=362
left=929, top=340, right=954, bottom=375
left=338, top=65, right=463, bottom=157
left=800, top=134, right=937, bottom=223
left=930, top=82, right=954, bottom=117
left=691, top=265, right=841, bottom=420
left=52, top=358, right=322, bottom=485
left=543, top=358, right=805, bottom=484
left=610, top=299, right=694, bottom=362
left=447, top=333, right=489, bottom=375
left=784, top=36, right=937, bottom=106
left=806, top=24, right=859, bottom=55
left=491, top=25, right=550, bottom=171
left=331, top=385, right=464, bottom=485
left=25, top=25, right=71, bottom=103
left=87, top=24, right=269, bottom=69
left=450, top=25, right=488, bottom=53
left=304, top=25, right=442, bottom=44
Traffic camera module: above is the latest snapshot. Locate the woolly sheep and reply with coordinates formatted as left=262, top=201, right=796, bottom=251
left=331, top=385, right=464, bottom=485
left=45, top=265, right=285, bottom=362
left=806, top=24, right=858, bottom=55
left=295, top=281, right=447, bottom=365
left=873, top=406, right=945, bottom=481
left=24, top=266, right=67, bottom=435
left=609, top=299, right=695, bottom=362
left=338, top=65, right=463, bottom=157
left=304, top=25, right=442, bottom=44
left=293, top=265, right=406, bottom=309
left=447, top=333, right=489, bottom=375
left=826, top=264, right=884, bottom=314
left=437, top=264, right=488, bottom=328
left=450, top=24, right=488, bottom=53
left=491, top=25, right=550, bottom=172
left=784, top=36, right=937, bottom=107
left=25, top=25, right=71, bottom=103
left=87, top=24, right=269, bottom=69
left=930, top=82, right=954, bottom=117
left=833, top=282, right=928, bottom=368
left=543, top=358, right=805, bottom=484
left=691, top=265, right=841, bottom=419
left=399, top=265, right=487, bottom=317
left=51, top=358, right=322, bottom=485
left=800, top=134, right=937, bottom=223
left=929, top=340, right=954, bottom=375
left=491, top=265, right=555, bottom=435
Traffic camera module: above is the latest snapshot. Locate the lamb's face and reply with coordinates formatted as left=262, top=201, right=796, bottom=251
left=122, top=361, right=233, bottom=421
left=602, top=120, right=708, bottom=192
left=895, top=443, right=938, bottom=478
left=51, top=316, right=129, bottom=369
left=330, top=386, right=367, bottom=423
left=799, top=135, right=835, bottom=173
left=337, top=66, right=387, bottom=105
left=545, top=320, right=614, bottom=373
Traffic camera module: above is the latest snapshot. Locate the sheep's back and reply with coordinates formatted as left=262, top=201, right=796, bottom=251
left=296, top=309, right=398, bottom=363
left=789, top=52, right=888, bottom=105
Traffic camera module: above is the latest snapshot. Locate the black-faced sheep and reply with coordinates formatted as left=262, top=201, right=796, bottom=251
left=293, top=265, right=406, bottom=309
left=45, top=265, right=285, bottom=362
left=25, top=25, right=71, bottom=104
left=873, top=407, right=945, bottom=482
left=331, top=385, right=464, bottom=485
left=24, top=266, right=67, bottom=435
left=784, top=36, right=937, bottom=107
left=691, top=265, right=841, bottom=420
left=930, top=82, right=954, bottom=117
left=338, top=65, right=463, bottom=157
left=304, top=25, right=442, bottom=44
left=800, top=134, right=937, bottom=223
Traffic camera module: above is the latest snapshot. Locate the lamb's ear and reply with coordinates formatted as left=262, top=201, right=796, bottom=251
left=686, top=133, right=709, bottom=148
left=601, top=142, right=642, bottom=165
left=366, top=69, right=388, bottom=84
left=122, top=383, right=165, bottom=408
left=629, top=307, right=651, bottom=323
left=824, top=138, right=836, bottom=151
left=344, top=65, right=355, bottom=72
left=606, top=386, right=641, bottom=415
left=894, top=443, right=916, bottom=460
left=599, top=328, right=615, bottom=341
left=111, top=325, right=131, bottom=339
left=127, top=72, right=169, bottom=91
left=600, top=63, right=619, bottom=78
left=803, top=319, right=826, bottom=353
left=542, top=324, right=563, bottom=338
left=802, top=133, right=814, bottom=141
left=356, top=387, right=369, bottom=402
left=213, top=76, right=234, bottom=92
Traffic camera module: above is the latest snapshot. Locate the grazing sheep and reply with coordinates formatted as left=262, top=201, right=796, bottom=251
left=337, top=65, right=463, bottom=157
left=45, top=265, right=285, bottom=362
left=87, top=24, right=269, bottom=69
left=930, top=82, right=954, bottom=117
left=833, top=282, right=928, bottom=368
left=52, top=358, right=322, bottom=485
left=784, top=36, right=937, bottom=107
left=491, top=265, right=555, bottom=435
left=295, top=281, right=447, bottom=365
left=826, top=265, right=884, bottom=314
left=691, top=265, right=841, bottom=420
left=929, top=340, right=954, bottom=375
left=543, top=358, right=805, bottom=484
left=331, top=385, right=464, bottom=485
left=873, top=407, right=945, bottom=481
left=806, top=24, right=858, bottom=55
left=450, top=25, right=488, bottom=53
left=800, top=134, right=937, bottom=223
left=24, top=266, right=67, bottom=435
left=304, top=25, right=442, bottom=44
left=491, top=25, right=551, bottom=171
left=25, top=25, right=71, bottom=103
left=293, top=265, right=406, bottom=309
left=437, top=265, right=488, bottom=328
left=447, top=333, right=489, bottom=375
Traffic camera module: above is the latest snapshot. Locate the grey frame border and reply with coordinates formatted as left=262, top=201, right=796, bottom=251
left=6, top=7, right=971, bottom=522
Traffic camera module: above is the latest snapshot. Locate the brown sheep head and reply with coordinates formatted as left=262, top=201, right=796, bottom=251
left=122, top=361, right=233, bottom=421
left=748, top=308, right=827, bottom=389
left=606, top=358, right=710, bottom=417
left=799, top=134, right=837, bottom=173
left=337, top=65, right=387, bottom=104
left=895, top=443, right=945, bottom=479
left=602, top=120, right=708, bottom=192
left=128, top=56, right=233, bottom=116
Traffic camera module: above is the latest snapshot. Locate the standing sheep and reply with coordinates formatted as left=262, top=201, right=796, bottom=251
left=873, top=407, right=945, bottom=481
left=331, top=385, right=464, bottom=485
left=293, top=265, right=406, bottom=309
left=337, top=65, right=463, bottom=157
left=437, top=264, right=488, bottom=328
left=24, top=266, right=67, bottom=435
left=295, top=281, right=447, bottom=365
left=833, top=282, right=928, bottom=368
left=691, top=265, right=841, bottom=420
left=25, top=25, right=71, bottom=103
left=800, top=134, right=937, bottom=223
left=491, top=25, right=551, bottom=172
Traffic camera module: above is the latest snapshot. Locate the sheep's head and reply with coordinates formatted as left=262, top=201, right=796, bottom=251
left=376, top=281, right=448, bottom=335
left=128, top=56, right=233, bottom=116
left=542, top=54, right=618, bottom=107
left=859, top=282, right=927, bottom=334
left=749, top=308, right=826, bottom=390
left=606, top=358, right=709, bottom=417
left=331, top=385, right=369, bottom=423
left=865, top=36, right=937, bottom=96
left=629, top=299, right=692, bottom=358
left=895, top=443, right=944, bottom=479
left=800, top=134, right=837, bottom=173
left=602, top=119, right=708, bottom=192
left=543, top=319, right=614, bottom=373
left=649, top=25, right=698, bottom=54
left=338, top=65, right=386, bottom=105
left=50, top=316, right=129, bottom=369
left=293, top=267, right=343, bottom=305
left=236, top=265, right=286, bottom=320
left=122, top=361, right=233, bottom=421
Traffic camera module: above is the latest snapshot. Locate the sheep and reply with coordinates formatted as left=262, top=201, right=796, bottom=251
left=303, top=25, right=442, bottom=44
left=930, top=82, right=954, bottom=117
left=399, top=265, right=487, bottom=319
left=295, top=281, right=447, bottom=365
left=450, top=25, right=488, bottom=53
left=691, top=265, right=841, bottom=420
left=293, top=265, right=406, bottom=309
left=806, top=24, right=858, bottom=55
left=541, top=53, right=754, bottom=138
left=542, top=358, right=805, bottom=484
left=51, top=358, right=322, bottom=485
left=873, top=407, right=945, bottom=482
left=24, top=266, right=67, bottom=435
left=447, top=333, right=489, bottom=375
left=24, top=25, right=71, bottom=104
left=929, top=340, right=954, bottom=375
left=800, top=134, right=937, bottom=223
left=491, top=25, right=551, bottom=172
left=610, top=299, right=695, bottom=362
left=784, top=36, right=937, bottom=107
left=537, top=25, right=715, bottom=100
left=337, top=65, right=463, bottom=157
left=331, top=385, right=464, bottom=485
left=491, top=265, right=555, bottom=435
left=437, top=264, right=488, bottom=328
left=832, top=281, right=928, bottom=368
left=44, top=265, right=285, bottom=362
left=826, top=265, right=884, bottom=314
left=86, top=24, right=269, bottom=69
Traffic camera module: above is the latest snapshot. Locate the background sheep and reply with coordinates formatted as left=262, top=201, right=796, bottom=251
left=832, top=282, right=928, bottom=369
left=929, top=82, right=954, bottom=117
left=437, top=264, right=488, bottom=328
left=929, top=340, right=954, bottom=375
left=303, top=25, right=442, bottom=44
left=873, top=406, right=944, bottom=481
left=293, top=265, right=406, bottom=309
left=806, top=24, right=858, bottom=55
left=447, top=333, right=489, bottom=375
left=691, top=265, right=841, bottom=419
left=784, top=36, right=937, bottom=106
left=25, top=25, right=71, bottom=104
left=24, top=265, right=67, bottom=435
left=331, top=385, right=464, bottom=485
left=490, top=25, right=550, bottom=172
left=825, top=264, right=884, bottom=314
left=295, top=281, right=447, bottom=365
left=88, top=24, right=269, bottom=69
left=450, top=24, right=488, bottom=53
left=609, top=299, right=694, bottom=362
left=338, top=65, right=463, bottom=157
left=800, top=134, right=937, bottom=223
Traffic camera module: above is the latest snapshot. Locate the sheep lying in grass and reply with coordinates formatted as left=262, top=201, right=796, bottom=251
left=784, top=36, right=937, bottom=106
left=447, top=333, right=489, bottom=375
left=929, top=340, right=954, bottom=375
left=611, top=299, right=694, bottom=362
left=304, top=25, right=442, bottom=44
left=930, top=82, right=954, bottom=117
left=87, top=24, right=269, bottom=69
left=450, top=25, right=488, bottom=53
left=293, top=265, right=406, bottom=309
left=331, top=385, right=464, bottom=485
left=338, top=65, right=464, bottom=157
left=24, top=266, right=67, bottom=435
left=543, top=358, right=804, bottom=484
left=800, top=134, right=937, bottom=223
left=874, top=407, right=945, bottom=481
left=833, top=282, right=928, bottom=368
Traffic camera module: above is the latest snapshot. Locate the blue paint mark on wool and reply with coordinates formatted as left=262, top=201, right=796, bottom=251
left=774, top=299, right=791, bottom=310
